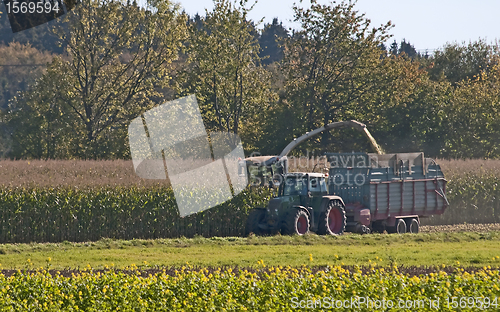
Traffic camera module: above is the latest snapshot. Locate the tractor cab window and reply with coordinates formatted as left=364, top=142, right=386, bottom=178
left=309, top=177, right=327, bottom=193
left=309, top=178, right=320, bottom=192
left=319, top=178, right=327, bottom=192
left=283, top=176, right=307, bottom=196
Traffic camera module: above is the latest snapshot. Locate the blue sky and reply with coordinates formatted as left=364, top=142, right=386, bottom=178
left=169, top=0, right=499, bottom=53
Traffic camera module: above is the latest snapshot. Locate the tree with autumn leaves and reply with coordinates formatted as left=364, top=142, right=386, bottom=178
left=4, top=0, right=188, bottom=159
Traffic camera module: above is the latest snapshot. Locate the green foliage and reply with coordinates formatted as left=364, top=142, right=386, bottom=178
left=388, top=39, right=420, bottom=59
left=251, top=98, right=296, bottom=155
left=4, top=0, right=188, bottom=159
left=440, top=65, right=500, bottom=158
left=0, top=265, right=499, bottom=311
left=364, top=58, right=451, bottom=155
left=280, top=0, right=393, bottom=152
left=0, top=43, right=55, bottom=157
left=178, top=0, right=277, bottom=151
left=358, top=42, right=500, bottom=159
left=0, top=43, right=54, bottom=112
left=3, top=57, right=77, bottom=159
left=428, top=40, right=500, bottom=84
left=259, top=18, right=289, bottom=65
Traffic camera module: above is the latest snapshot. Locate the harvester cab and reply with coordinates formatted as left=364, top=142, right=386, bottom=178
left=239, top=155, right=288, bottom=187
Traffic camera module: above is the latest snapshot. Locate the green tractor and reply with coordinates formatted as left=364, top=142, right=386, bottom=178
left=245, top=172, right=347, bottom=236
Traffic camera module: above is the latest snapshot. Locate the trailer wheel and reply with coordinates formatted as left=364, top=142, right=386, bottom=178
left=317, top=200, right=346, bottom=235
left=408, top=218, right=419, bottom=234
left=387, top=219, right=407, bottom=234
left=396, top=219, right=407, bottom=234
left=282, top=208, right=310, bottom=235
left=245, top=209, right=267, bottom=236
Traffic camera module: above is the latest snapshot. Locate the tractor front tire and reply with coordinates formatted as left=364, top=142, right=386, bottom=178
left=317, top=200, right=346, bottom=235
left=282, top=208, right=310, bottom=235
left=245, top=209, right=267, bottom=236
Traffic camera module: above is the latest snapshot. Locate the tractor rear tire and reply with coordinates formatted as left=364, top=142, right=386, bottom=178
left=245, top=209, right=267, bottom=236
left=408, top=218, right=419, bottom=234
left=317, top=200, right=346, bottom=235
left=282, top=208, right=310, bottom=235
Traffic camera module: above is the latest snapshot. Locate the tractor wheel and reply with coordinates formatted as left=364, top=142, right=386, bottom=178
left=408, top=218, right=419, bottom=234
left=388, top=219, right=407, bottom=234
left=245, top=209, right=267, bottom=236
left=282, top=208, right=310, bottom=235
left=317, top=200, right=346, bottom=235
left=371, top=221, right=385, bottom=233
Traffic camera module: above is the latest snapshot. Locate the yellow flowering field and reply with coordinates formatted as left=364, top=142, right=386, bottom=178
left=1, top=263, right=499, bottom=311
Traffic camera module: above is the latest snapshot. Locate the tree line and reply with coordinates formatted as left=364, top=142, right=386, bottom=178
left=0, top=0, right=499, bottom=160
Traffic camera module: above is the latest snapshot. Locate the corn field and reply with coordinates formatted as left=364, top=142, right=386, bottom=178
left=0, top=186, right=271, bottom=243
left=0, top=159, right=499, bottom=242
left=421, top=159, right=500, bottom=225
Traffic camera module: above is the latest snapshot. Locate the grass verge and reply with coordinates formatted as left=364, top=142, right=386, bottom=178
left=1, top=232, right=499, bottom=270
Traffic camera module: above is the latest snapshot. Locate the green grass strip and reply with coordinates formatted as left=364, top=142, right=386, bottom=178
left=1, top=232, right=500, bottom=269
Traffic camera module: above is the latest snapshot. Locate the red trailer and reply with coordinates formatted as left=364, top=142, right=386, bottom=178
left=327, top=152, right=448, bottom=234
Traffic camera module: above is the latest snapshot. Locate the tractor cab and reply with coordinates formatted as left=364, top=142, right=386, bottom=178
left=278, top=173, right=328, bottom=208
left=280, top=173, right=327, bottom=196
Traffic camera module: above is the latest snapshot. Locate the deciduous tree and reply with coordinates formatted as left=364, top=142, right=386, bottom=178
left=281, top=0, right=392, bottom=151
left=0, top=43, right=54, bottom=112
left=178, top=0, right=277, bottom=151
left=428, top=40, right=500, bottom=84
left=5, top=0, right=188, bottom=159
